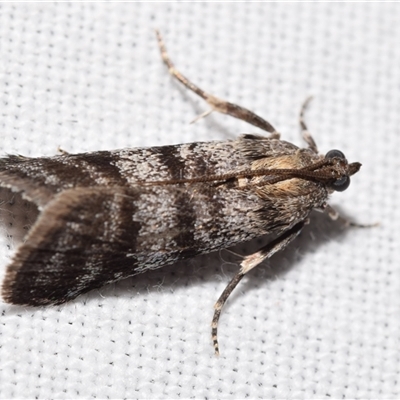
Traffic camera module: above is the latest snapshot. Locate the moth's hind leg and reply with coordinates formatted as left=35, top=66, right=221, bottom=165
left=299, top=96, right=318, bottom=153
left=156, top=30, right=279, bottom=137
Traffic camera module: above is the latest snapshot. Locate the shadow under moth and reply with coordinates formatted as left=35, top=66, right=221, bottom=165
left=0, top=32, right=362, bottom=355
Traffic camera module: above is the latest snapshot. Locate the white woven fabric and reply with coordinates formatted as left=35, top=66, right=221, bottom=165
left=0, top=3, right=399, bottom=399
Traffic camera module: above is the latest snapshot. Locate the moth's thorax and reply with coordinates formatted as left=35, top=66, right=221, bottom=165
left=240, top=149, right=325, bottom=197
left=250, top=149, right=320, bottom=171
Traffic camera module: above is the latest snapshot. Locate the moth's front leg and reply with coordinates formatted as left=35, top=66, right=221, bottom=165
left=211, top=220, right=307, bottom=355
left=323, top=203, right=378, bottom=228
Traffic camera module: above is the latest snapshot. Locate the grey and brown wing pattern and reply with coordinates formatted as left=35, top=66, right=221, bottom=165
left=0, top=135, right=326, bottom=306
left=2, top=187, right=143, bottom=305
left=0, top=181, right=276, bottom=306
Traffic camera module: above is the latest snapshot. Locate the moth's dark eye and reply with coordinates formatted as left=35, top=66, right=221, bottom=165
left=331, top=176, right=350, bottom=192
left=326, top=149, right=345, bottom=159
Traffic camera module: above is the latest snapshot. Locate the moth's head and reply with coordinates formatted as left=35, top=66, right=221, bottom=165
left=323, top=149, right=361, bottom=192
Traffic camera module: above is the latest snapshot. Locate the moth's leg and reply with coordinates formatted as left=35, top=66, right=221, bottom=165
left=212, top=220, right=306, bottom=355
left=324, top=203, right=378, bottom=228
left=156, top=30, right=279, bottom=137
left=299, top=96, right=318, bottom=153
left=57, top=147, right=69, bottom=155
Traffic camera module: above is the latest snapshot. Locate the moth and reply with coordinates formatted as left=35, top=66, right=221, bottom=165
left=0, top=32, right=362, bottom=355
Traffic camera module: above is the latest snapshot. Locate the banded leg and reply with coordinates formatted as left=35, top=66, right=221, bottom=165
left=156, top=30, right=279, bottom=137
left=211, top=220, right=306, bottom=355
left=299, top=96, right=318, bottom=153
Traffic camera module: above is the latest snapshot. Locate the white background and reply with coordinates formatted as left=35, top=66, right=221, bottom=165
left=0, top=3, right=399, bottom=399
